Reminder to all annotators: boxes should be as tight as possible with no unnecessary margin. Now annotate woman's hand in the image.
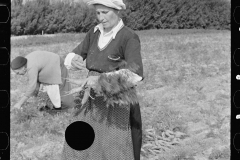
[64,77,87,85]
[71,55,85,70]
[64,86,85,96]
[63,76,98,96]
[11,103,22,112]
[65,76,99,87]
[86,76,99,87]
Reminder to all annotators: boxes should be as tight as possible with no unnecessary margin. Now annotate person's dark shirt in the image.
[72,26,143,78]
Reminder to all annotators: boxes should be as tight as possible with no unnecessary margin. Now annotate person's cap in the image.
[11,56,27,70]
[87,0,126,10]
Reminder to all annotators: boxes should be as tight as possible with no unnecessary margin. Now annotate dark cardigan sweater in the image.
[72,26,143,78]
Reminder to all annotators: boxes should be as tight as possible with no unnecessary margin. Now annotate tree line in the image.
[11,0,230,36]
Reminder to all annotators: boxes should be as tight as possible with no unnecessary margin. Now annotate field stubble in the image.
[10,29,230,160]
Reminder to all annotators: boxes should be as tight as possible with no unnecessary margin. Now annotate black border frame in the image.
[231,0,240,159]
[0,0,236,159]
[0,0,10,159]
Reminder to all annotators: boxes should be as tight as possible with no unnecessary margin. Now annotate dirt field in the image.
[10,29,230,160]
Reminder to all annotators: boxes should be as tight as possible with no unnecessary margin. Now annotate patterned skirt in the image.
[61,71,135,160]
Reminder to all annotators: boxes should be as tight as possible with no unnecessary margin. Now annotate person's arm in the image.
[12,95,29,110]
[72,29,92,60]
[12,75,40,110]
[64,53,85,70]
[25,67,38,96]
[18,67,38,107]
[123,34,144,79]
[64,30,92,70]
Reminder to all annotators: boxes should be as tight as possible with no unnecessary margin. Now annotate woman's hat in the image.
[87,0,126,10]
[11,56,27,70]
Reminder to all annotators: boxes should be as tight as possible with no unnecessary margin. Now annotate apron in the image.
[61,71,141,160]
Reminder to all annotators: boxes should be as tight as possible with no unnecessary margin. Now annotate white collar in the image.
[94,19,124,39]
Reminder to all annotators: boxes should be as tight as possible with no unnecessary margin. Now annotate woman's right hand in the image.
[71,54,85,70]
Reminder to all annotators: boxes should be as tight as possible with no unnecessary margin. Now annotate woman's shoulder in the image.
[85,26,96,36]
[120,26,140,40]
[120,26,137,36]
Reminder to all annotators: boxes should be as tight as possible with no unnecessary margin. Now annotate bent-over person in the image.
[11,50,75,111]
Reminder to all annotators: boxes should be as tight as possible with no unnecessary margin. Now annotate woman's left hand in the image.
[86,76,99,87]
[62,76,99,96]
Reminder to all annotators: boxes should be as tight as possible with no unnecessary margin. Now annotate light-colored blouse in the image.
[24,51,62,97]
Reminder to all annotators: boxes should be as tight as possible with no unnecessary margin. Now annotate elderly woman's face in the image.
[95,4,119,32]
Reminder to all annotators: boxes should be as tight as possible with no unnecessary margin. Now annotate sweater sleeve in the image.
[72,29,92,61]
[124,34,144,78]
[24,67,39,97]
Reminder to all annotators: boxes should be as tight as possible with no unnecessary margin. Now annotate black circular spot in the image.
[233,48,240,66]
[65,121,95,151]
[233,133,240,153]
[233,6,240,24]
[233,90,240,108]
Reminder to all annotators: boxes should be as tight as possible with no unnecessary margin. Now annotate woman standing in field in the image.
[62,0,144,159]
[10,51,75,112]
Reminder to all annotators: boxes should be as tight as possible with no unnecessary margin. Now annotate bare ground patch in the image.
[10,30,230,160]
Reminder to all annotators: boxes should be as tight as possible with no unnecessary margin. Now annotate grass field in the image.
[10,29,230,160]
